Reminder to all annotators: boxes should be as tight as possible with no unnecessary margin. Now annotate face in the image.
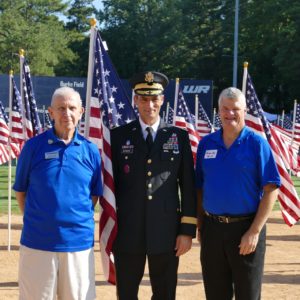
[48,94,83,135]
[134,94,164,125]
[219,97,246,132]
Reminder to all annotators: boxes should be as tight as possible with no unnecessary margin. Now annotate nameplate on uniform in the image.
[163,133,179,154]
[45,151,59,159]
[204,149,217,159]
[121,140,134,154]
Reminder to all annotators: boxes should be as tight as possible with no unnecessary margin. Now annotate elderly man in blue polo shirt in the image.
[196,87,281,300]
[14,87,102,300]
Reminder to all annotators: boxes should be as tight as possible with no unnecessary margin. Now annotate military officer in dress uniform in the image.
[111,71,197,300]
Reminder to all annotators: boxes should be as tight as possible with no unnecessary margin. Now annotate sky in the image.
[59,0,103,23]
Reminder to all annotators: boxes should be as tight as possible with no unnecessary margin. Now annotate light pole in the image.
[233,0,239,87]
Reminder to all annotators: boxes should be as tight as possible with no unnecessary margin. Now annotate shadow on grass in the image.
[263,273,300,284]
[0,281,18,287]
[267,235,300,242]
[0,223,22,230]
[0,245,19,251]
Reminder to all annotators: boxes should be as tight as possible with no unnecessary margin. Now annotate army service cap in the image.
[130,71,169,96]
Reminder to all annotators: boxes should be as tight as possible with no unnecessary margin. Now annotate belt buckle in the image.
[218,216,229,223]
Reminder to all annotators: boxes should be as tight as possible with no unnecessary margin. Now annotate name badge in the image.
[45,151,59,159]
[204,150,217,159]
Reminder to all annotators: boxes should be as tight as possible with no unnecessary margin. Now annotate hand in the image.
[175,235,192,257]
[239,229,259,255]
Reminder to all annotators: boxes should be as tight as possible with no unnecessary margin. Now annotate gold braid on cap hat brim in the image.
[134,83,164,96]
[134,83,163,91]
[135,90,163,96]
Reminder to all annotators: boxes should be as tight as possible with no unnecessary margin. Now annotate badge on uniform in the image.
[121,140,134,154]
[204,149,218,159]
[163,133,179,154]
[45,151,59,159]
[124,164,130,174]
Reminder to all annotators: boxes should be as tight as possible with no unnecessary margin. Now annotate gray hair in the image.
[51,87,82,107]
[218,87,246,109]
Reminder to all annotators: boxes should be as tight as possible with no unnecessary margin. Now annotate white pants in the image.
[19,245,96,300]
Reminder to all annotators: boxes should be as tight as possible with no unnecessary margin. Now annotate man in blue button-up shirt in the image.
[196,87,281,300]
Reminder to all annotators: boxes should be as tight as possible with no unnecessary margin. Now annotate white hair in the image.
[218,87,246,109]
[51,87,82,107]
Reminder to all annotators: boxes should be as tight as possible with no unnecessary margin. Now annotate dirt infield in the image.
[0,211,300,299]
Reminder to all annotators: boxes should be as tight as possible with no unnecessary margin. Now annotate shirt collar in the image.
[47,128,82,145]
[139,117,160,134]
[211,126,249,145]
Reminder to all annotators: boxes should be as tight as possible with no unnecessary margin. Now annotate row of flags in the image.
[0,54,52,165]
[1,21,300,282]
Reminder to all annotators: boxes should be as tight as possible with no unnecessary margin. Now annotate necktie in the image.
[146,127,154,150]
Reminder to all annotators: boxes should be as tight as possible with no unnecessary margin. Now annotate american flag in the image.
[0,101,9,124]
[165,105,174,125]
[273,115,293,139]
[244,72,300,226]
[0,100,20,164]
[196,100,213,138]
[0,101,9,145]
[78,113,85,135]
[174,87,200,162]
[22,58,42,138]
[213,110,222,130]
[282,114,293,130]
[86,30,136,284]
[293,103,300,143]
[11,77,25,143]
[43,111,53,131]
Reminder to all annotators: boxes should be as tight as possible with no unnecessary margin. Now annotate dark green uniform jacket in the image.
[111,119,197,254]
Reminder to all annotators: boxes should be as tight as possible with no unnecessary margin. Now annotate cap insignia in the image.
[145,72,154,84]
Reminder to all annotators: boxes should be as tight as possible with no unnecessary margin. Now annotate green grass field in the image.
[1,165,300,215]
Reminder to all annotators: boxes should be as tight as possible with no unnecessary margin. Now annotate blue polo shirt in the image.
[13,128,103,252]
[195,126,281,215]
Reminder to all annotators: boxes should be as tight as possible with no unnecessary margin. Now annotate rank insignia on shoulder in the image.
[121,140,134,154]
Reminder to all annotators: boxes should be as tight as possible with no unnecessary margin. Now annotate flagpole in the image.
[242,61,248,95]
[292,100,297,143]
[195,94,199,131]
[165,102,170,123]
[19,49,27,141]
[281,110,284,127]
[84,18,97,138]
[173,78,180,126]
[7,70,14,251]
[42,105,46,132]
[212,108,216,128]
[131,89,135,107]
[233,0,240,87]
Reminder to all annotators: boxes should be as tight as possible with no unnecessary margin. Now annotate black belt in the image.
[204,211,255,224]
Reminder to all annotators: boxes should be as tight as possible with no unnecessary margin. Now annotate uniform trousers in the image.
[114,251,179,300]
[200,216,266,300]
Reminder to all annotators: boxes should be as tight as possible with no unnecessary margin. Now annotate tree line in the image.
[0,0,299,112]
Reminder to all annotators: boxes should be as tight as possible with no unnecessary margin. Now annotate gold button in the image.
[147,171,152,176]
[147,159,152,164]
[148,195,153,200]
[148,183,152,188]
[171,157,174,161]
